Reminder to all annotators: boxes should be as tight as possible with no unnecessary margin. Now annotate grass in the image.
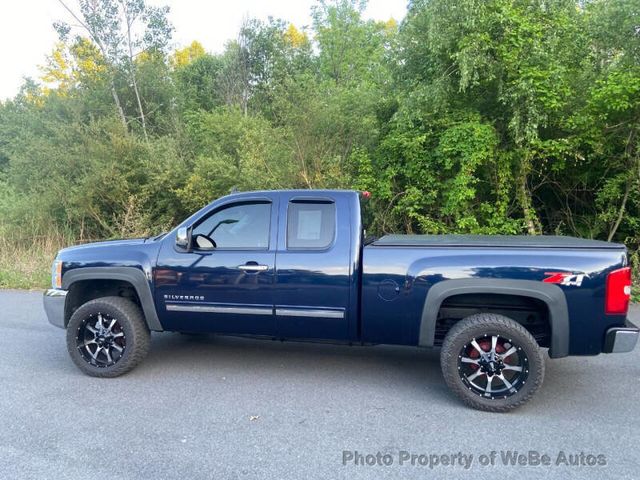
[0,235,67,290]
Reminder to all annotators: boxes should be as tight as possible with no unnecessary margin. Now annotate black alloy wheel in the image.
[76,312,126,367]
[458,334,529,400]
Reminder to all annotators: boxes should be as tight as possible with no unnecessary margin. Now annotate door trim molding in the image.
[275,308,345,319]
[166,304,273,315]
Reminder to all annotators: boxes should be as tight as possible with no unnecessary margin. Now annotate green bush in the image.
[0,0,638,292]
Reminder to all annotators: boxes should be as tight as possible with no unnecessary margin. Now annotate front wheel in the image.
[440,313,544,412]
[66,296,150,377]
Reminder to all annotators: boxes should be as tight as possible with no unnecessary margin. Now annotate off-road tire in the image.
[440,313,544,412]
[66,296,150,377]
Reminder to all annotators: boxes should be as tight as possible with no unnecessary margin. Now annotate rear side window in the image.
[287,201,336,250]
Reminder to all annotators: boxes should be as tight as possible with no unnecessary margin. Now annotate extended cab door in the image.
[154,196,278,335]
[274,192,359,341]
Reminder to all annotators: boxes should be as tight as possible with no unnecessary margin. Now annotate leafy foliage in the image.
[0,0,638,284]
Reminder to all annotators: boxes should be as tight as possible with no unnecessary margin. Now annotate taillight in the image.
[605,267,631,315]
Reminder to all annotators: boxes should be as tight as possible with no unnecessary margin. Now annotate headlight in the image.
[52,260,63,289]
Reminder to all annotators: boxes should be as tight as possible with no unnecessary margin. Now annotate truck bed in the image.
[371,234,625,250]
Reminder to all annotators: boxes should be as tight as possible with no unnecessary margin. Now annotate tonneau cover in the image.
[371,234,624,249]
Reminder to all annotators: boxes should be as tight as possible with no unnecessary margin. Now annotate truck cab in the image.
[154,190,361,341]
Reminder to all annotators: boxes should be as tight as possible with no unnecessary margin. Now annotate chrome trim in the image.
[238,264,269,272]
[44,288,68,298]
[43,289,67,329]
[605,325,639,353]
[275,308,345,319]
[176,227,189,248]
[166,304,273,315]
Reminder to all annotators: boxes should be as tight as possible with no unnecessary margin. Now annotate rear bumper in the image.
[603,320,639,353]
[43,289,67,329]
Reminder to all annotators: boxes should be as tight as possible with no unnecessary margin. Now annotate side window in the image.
[193,202,271,249]
[287,201,336,250]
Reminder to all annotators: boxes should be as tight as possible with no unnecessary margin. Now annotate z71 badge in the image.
[543,272,585,286]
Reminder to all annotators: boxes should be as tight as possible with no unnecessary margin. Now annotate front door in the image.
[155,199,278,335]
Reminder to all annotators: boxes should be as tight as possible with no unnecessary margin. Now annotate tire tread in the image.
[66,296,150,378]
[440,313,544,412]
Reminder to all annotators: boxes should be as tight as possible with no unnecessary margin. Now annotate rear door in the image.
[274,193,354,340]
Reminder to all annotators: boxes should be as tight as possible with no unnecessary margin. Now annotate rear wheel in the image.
[66,296,150,377]
[440,313,544,412]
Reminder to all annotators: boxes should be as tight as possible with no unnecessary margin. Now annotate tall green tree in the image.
[55,0,173,138]
[0,0,638,290]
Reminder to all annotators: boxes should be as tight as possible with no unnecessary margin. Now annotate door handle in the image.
[238,263,269,272]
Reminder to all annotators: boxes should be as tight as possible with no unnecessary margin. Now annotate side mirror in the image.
[176,227,190,249]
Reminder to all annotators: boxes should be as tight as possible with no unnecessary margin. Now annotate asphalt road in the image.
[0,290,638,480]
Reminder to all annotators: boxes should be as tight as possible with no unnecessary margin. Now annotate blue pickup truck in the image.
[44,190,638,411]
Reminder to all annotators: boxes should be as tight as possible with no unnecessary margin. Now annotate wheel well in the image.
[64,279,142,327]
[435,293,551,348]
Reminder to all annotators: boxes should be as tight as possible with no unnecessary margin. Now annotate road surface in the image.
[0,290,638,479]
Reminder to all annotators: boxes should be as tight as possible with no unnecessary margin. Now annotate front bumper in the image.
[43,289,67,329]
[603,320,639,353]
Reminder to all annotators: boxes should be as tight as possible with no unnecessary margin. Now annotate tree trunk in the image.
[57,0,128,131]
[110,79,127,130]
[608,127,639,242]
[518,157,540,235]
[122,1,149,142]
[130,69,148,142]
[607,180,630,242]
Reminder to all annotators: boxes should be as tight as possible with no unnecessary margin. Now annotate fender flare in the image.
[62,267,163,331]
[418,278,569,358]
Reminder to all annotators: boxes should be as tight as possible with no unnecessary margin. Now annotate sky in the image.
[0,0,408,100]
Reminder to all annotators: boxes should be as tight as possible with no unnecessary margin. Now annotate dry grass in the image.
[0,235,69,290]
